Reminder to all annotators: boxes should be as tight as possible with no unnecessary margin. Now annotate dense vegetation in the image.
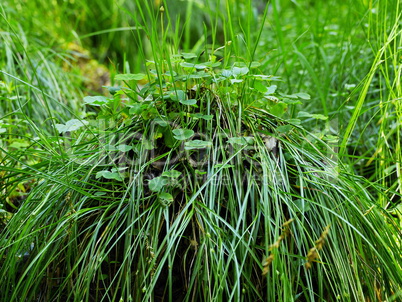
[0,0,401,301]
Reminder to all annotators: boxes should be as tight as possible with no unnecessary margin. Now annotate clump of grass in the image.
[1,44,401,301]
[1,1,401,302]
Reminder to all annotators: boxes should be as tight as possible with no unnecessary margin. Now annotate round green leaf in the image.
[200,115,213,121]
[189,71,211,79]
[148,177,168,192]
[172,129,194,140]
[158,192,174,205]
[276,125,293,133]
[180,99,197,106]
[180,62,196,68]
[129,103,146,115]
[265,85,277,95]
[83,96,109,106]
[311,114,328,120]
[232,66,249,77]
[9,140,30,149]
[295,92,311,100]
[297,111,313,118]
[153,117,169,127]
[95,171,123,181]
[297,111,328,120]
[116,144,133,152]
[181,52,197,59]
[253,81,268,93]
[162,170,182,178]
[221,70,232,77]
[269,103,288,117]
[195,62,221,69]
[55,119,89,134]
[104,144,118,151]
[170,90,186,102]
[103,86,122,95]
[163,71,177,77]
[114,73,146,81]
[184,140,212,150]
[278,92,298,99]
[250,61,261,68]
[191,113,213,120]
[283,98,302,105]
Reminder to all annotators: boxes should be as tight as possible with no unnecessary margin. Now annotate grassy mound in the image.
[1,56,401,301]
[1,0,401,301]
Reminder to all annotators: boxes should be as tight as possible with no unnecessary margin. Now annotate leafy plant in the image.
[1,0,401,302]
[1,44,401,301]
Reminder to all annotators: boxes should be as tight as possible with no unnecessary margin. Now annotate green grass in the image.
[1,0,401,301]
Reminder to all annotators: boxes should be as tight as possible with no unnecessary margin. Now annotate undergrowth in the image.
[0,0,401,301]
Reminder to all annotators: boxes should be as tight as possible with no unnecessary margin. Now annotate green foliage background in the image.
[0,0,401,301]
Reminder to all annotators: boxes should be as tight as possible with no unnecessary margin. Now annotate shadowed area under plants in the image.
[0,55,401,301]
